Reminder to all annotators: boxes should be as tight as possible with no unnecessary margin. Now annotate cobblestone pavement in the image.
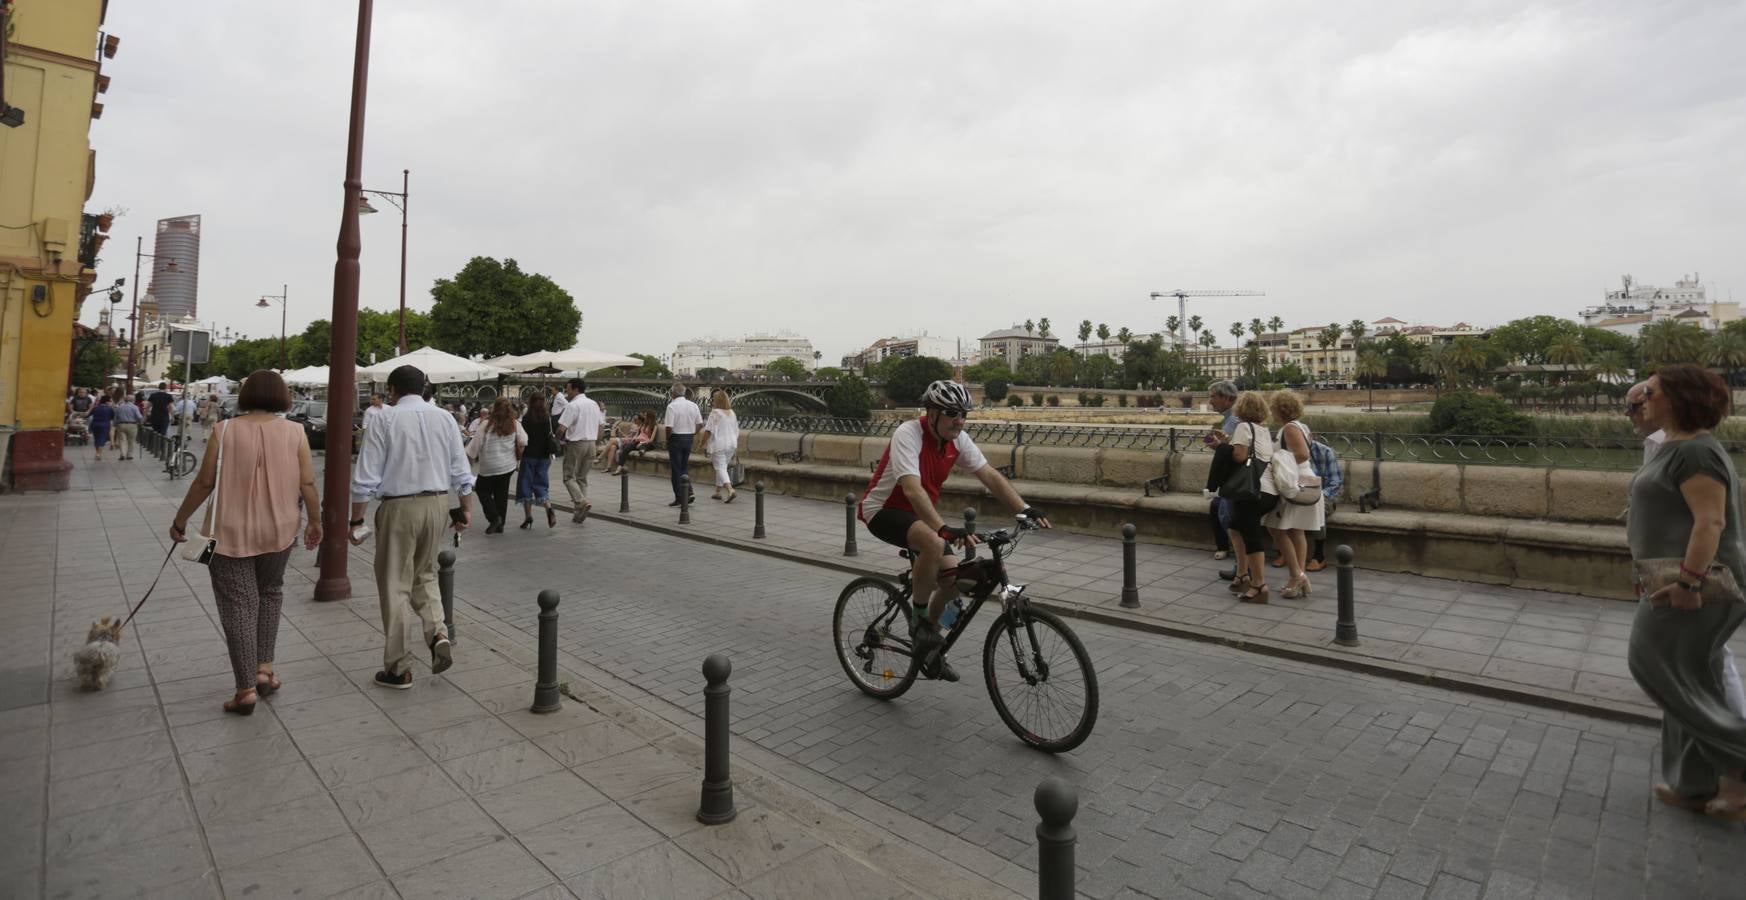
[19,450,1746,899]
[578,466,1743,721]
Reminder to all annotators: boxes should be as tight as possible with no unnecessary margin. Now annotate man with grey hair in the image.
[1628,378,1742,712]
[1205,380,1241,575]
[662,383,703,507]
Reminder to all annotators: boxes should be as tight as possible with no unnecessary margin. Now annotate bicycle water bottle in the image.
[940,597,965,630]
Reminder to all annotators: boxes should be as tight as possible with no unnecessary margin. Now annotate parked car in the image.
[287,400,363,453]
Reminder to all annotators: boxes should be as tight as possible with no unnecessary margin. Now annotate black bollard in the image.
[1120,523,1140,608]
[962,507,977,560]
[697,654,737,825]
[679,474,692,525]
[530,590,562,713]
[438,549,457,647]
[843,493,858,557]
[619,467,630,513]
[1035,777,1078,900]
[752,482,766,539]
[1335,544,1359,646]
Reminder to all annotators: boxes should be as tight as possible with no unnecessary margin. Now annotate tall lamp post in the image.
[255,285,289,369]
[124,237,178,395]
[314,0,374,604]
[358,169,408,355]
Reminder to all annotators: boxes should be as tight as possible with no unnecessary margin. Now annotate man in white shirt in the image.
[661,383,703,507]
[350,364,476,690]
[361,393,386,433]
[556,378,604,523]
[1628,378,1742,712]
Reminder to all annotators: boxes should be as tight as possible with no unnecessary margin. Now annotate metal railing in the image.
[735,417,1746,471]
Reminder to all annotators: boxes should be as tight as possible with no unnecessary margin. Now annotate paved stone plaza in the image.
[2,453,1744,898]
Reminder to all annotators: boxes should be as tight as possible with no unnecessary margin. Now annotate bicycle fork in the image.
[999,584,1050,686]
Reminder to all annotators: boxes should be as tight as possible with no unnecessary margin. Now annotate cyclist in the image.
[860,380,1049,680]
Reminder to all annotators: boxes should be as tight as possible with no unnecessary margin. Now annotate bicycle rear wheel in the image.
[983,607,1098,753]
[833,576,920,700]
[170,450,198,478]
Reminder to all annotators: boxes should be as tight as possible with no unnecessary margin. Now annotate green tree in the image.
[814,366,843,380]
[1199,330,1218,348]
[1347,319,1368,348]
[1165,315,1181,342]
[429,256,581,358]
[983,376,1010,402]
[1187,315,1204,342]
[70,342,120,390]
[292,308,433,368]
[1037,317,1053,338]
[1428,391,1532,437]
[1590,351,1629,392]
[1229,321,1244,343]
[1116,326,1132,347]
[964,357,1011,383]
[1077,319,1093,347]
[1081,354,1119,389]
[825,374,874,419]
[1448,338,1491,387]
[1269,361,1308,385]
[1249,318,1264,342]
[291,320,330,368]
[696,366,729,380]
[1487,315,1581,366]
[1637,320,1708,369]
[1356,350,1387,410]
[595,353,670,380]
[1267,316,1284,334]
[1241,344,1267,387]
[1015,353,1050,386]
[1096,322,1111,343]
[764,356,809,380]
[1419,342,1452,394]
[1045,349,1078,386]
[1707,330,1746,385]
[1545,334,1590,380]
[1023,319,1035,336]
[1317,323,1342,350]
[884,356,955,405]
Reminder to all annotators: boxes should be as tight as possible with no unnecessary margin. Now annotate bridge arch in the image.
[723,387,830,411]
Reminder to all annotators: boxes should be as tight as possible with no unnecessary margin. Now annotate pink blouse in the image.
[205,417,310,557]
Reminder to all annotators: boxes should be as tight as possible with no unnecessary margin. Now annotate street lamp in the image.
[255,285,289,369]
[125,237,178,395]
[358,168,409,355]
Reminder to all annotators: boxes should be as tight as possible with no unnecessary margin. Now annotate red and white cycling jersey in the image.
[859,416,988,521]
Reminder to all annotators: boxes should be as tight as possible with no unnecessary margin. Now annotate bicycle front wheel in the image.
[170,450,198,478]
[983,607,1098,753]
[833,576,919,700]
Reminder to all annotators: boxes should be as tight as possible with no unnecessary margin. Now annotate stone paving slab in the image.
[566,468,1746,722]
[0,456,1022,900]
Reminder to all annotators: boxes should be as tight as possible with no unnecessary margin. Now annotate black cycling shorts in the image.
[867,508,922,549]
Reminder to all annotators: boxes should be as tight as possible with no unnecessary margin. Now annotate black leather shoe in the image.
[668,499,682,507]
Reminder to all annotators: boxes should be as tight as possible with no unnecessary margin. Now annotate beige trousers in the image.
[562,440,595,507]
[113,423,138,457]
[373,494,449,675]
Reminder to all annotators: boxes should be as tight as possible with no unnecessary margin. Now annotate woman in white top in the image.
[467,397,527,534]
[1263,390,1324,599]
[1227,391,1280,603]
[697,389,741,503]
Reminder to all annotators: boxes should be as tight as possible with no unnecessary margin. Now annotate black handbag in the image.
[1217,423,1263,502]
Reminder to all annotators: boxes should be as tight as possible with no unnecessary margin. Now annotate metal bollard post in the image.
[753,482,766,539]
[843,493,858,557]
[696,654,738,825]
[530,590,562,713]
[438,550,457,647]
[1335,545,1359,646]
[618,467,630,513]
[1035,777,1078,900]
[1120,523,1140,608]
[679,475,692,525]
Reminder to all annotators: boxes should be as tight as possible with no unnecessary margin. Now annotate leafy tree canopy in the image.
[1488,315,1580,366]
[826,374,874,419]
[884,355,956,405]
[963,357,1011,383]
[1428,391,1532,437]
[292,308,433,368]
[764,356,809,380]
[429,257,581,358]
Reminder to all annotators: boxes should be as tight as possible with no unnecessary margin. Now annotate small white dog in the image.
[73,617,124,691]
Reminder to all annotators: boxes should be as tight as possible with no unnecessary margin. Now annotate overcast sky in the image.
[84,0,1744,363]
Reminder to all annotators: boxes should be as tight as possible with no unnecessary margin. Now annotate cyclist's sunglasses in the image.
[931,406,969,419]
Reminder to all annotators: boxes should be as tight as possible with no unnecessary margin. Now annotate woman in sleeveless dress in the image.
[1263,390,1324,599]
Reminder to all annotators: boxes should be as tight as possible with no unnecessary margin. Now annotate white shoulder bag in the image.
[1266,423,1302,500]
[182,421,225,563]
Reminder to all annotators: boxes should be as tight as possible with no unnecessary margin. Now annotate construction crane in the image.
[1151,290,1266,346]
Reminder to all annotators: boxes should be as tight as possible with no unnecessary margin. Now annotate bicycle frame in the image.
[882,521,1050,682]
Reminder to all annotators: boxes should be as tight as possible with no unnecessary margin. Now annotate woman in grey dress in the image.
[1626,364,1746,819]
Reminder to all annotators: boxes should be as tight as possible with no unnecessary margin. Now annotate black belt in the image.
[382,490,447,500]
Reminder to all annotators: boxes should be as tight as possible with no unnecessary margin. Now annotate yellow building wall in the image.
[0,0,106,487]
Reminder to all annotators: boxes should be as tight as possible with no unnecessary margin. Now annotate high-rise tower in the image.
[148,215,201,319]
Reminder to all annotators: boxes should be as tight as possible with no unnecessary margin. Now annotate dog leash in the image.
[120,543,180,629]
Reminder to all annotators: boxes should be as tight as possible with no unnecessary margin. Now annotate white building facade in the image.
[1579,274,1737,337]
[671,333,817,376]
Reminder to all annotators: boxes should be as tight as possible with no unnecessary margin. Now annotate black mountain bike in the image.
[831,515,1099,753]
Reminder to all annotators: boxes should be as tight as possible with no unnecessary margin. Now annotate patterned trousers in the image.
[208,546,293,692]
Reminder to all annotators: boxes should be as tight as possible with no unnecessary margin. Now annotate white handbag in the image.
[182,422,224,563]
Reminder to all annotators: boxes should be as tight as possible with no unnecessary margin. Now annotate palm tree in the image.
[1638,320,1706,369]
[1447,337,1490,389]
[1023,319,1035,336]
[1199,330,1218,349]
[1420,342,1452,394]
[1165,315,1181,344]
[1229,322,1244,343]
[1708,330,1746,386]
[1187,315,1203,343]
[1357,350,1387,410]
[1267,315,1284,334]
[1097,322,1111,343]
[1116,326,1133,348]
[1348,319,1368,349]
[1077,320,1093,358]
[1591,350,1629,395]
[1318,324,1342,349]
[1249,318,1264,343]
[1242,344,1267,386]
[1037,317,1052,338]
[1545,335,1590,382]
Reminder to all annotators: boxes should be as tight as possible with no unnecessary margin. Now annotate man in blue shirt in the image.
[1304,436,1343,571]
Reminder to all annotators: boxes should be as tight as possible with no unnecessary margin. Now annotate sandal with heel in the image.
[254,672,282,697]
[1239,585,1271,604]
[224,688,258,716]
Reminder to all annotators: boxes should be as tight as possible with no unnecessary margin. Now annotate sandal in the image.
[1654,783,1711,811]
[254,672,282,697]
[1239,585,1271,604]
[724,490,736,504]
[546,506,557,528]
[224,688,258,716]
[1704,795,1746,821]
[1228,573,1251,595]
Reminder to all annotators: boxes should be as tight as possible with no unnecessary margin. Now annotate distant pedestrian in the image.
[1204,380,1240,565]
[605,412,646,475]
[174,392,198,438]
[201,393,221,429]
[169,370,321,715]
[661,384,702,507]
[1624,364,1746,818]
[362,393,387,434]
[698,389,740,502]
[1303,434,1343,572]
[147,382,173,435]
[111,387,141,460]
[350,364,473,690]
[467,397,526,534]
[556,378,604,523]
[68,387,94,417]
[88,393,115,460]
[1225,391,1278,604]
[517,393,558,529]
[1262,390,1322,599]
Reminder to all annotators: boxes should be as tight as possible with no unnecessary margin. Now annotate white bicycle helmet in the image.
[921,380,972,413]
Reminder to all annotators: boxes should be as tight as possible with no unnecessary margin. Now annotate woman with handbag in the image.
[698,390,741,502]
[1223,392,1279,603]
[516,393,559,529]
[168,370,320,715]
[1626,364,1746,819]
[1262,391,1323,599]
[468,397,527,534]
